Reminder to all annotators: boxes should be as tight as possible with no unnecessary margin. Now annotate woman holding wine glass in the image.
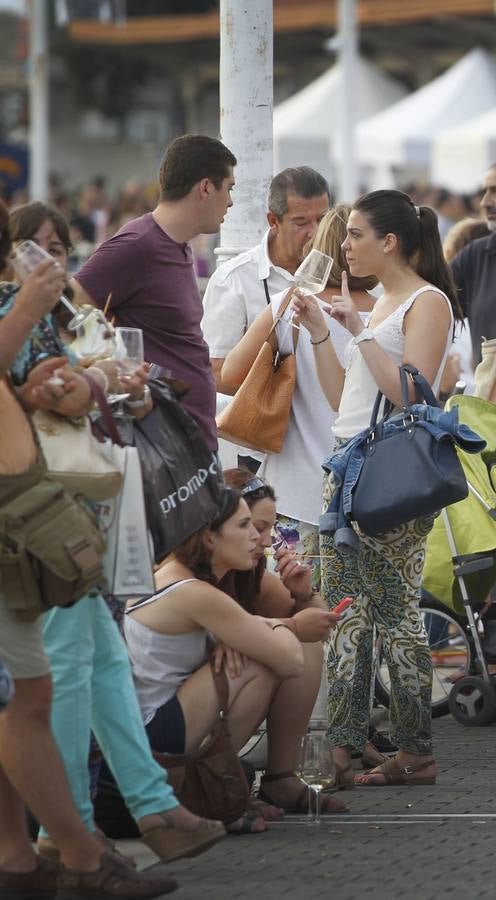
[9,202,152,409]
[222,204,377,594]
[292,190,463,787]
[4,200,224,864]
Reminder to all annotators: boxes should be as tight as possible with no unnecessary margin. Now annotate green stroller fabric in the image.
[423,394,496,615]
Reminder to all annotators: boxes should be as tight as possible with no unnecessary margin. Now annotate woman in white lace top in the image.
[292,190,464,788]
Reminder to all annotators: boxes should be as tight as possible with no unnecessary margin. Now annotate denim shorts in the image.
[145,695,186,755]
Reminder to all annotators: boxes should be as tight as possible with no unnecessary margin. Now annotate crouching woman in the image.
[124,489,339,832]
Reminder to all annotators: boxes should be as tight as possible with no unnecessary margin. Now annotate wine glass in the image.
[114,327,144,377]
[70,308,117,363]
[11,240,94,332]
[281,249,334,331]
[297,733,336,825]
[106,326,145,406]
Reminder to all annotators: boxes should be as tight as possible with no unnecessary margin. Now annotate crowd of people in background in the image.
[1,131,496,899]
[0,174,488,286]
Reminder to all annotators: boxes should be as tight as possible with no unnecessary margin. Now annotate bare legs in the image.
[0,675,102,873]
[177,657,278,754]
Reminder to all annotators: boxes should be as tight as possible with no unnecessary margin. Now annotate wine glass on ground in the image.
[297,733,336,825]
[281,249,334,331]
[11,240,94,332]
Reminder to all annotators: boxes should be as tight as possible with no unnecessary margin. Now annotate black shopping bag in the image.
[93,380,225,562]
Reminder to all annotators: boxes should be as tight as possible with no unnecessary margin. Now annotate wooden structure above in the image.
[68,1,495,45]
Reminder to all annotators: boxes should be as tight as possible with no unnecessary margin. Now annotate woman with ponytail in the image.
[292,189,463,788]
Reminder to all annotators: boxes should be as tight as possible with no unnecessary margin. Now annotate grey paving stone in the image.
[117,717,496,900]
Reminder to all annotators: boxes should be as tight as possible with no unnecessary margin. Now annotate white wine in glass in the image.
[282,249,334,330]
[294,248,333,296]
[298,733,336,825]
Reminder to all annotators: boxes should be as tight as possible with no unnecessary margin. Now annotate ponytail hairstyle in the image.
[353,189,463,321]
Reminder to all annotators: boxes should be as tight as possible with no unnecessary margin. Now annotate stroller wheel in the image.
[448,675,496,726]
[374,603,472,718]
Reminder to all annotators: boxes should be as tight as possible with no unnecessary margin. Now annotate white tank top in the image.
[333,285,454,440]
[124,579,208,726]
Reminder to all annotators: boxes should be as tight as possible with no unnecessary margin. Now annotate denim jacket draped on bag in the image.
[319,403,486,552]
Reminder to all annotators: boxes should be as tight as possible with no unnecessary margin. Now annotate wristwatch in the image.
[353,327,375,345]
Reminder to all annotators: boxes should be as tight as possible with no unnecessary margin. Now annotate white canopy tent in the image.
[432,108,496,193]
[273,56,407,182]
[352,48,496,179]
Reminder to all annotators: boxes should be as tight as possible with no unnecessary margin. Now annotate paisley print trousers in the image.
[320,467,434,756]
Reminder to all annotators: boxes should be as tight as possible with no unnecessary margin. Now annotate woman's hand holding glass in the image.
[124,361,150,403]
[15,259,66,323]
[291,288,330,342]
[11,240,92,332]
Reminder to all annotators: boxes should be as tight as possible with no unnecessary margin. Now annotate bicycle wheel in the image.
[374,602,472,718]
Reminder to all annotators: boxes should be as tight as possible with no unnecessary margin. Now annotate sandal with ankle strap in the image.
[354,756,436,786]
[258,770,349,814]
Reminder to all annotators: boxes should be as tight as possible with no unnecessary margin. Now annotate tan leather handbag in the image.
[216,292,298,454]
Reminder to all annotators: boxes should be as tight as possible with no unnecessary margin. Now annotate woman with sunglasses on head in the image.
[292,190,463,787]
[220,469,348,815]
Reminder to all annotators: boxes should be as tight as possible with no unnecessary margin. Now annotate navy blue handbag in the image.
[351,365,469,535]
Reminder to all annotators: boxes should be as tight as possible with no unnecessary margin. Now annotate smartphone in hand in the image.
[334,596,353,615]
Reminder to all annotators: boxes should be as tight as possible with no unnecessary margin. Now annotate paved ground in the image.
[118,716,496,900]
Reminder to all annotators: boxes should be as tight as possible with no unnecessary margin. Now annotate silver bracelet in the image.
[125,384,151,409]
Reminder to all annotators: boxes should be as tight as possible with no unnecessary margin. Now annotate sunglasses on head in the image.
[239,476,271,498]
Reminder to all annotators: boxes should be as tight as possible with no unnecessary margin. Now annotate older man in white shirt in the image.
[202,166,330,396]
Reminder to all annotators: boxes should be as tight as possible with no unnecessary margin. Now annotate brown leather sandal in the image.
[141,820,225,863]
[0,854,58,898]
[259,770,349,813]
[354,756,436,786]
[361,739,390,770]
[37,832,137,868]
[56,851,178,898]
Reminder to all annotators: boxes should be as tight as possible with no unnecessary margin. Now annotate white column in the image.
[28,0,49,202]
[338,0,358,202]
[217,0,273,264]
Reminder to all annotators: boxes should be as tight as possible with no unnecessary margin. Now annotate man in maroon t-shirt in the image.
[72,134,237,451]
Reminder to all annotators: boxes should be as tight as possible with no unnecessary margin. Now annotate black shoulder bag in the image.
[351,364,469,536]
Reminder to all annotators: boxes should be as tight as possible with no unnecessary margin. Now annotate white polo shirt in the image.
[202,230,294,359]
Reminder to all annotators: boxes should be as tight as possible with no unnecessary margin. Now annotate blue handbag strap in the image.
[369,365,439,430]
[402,364,439,407]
